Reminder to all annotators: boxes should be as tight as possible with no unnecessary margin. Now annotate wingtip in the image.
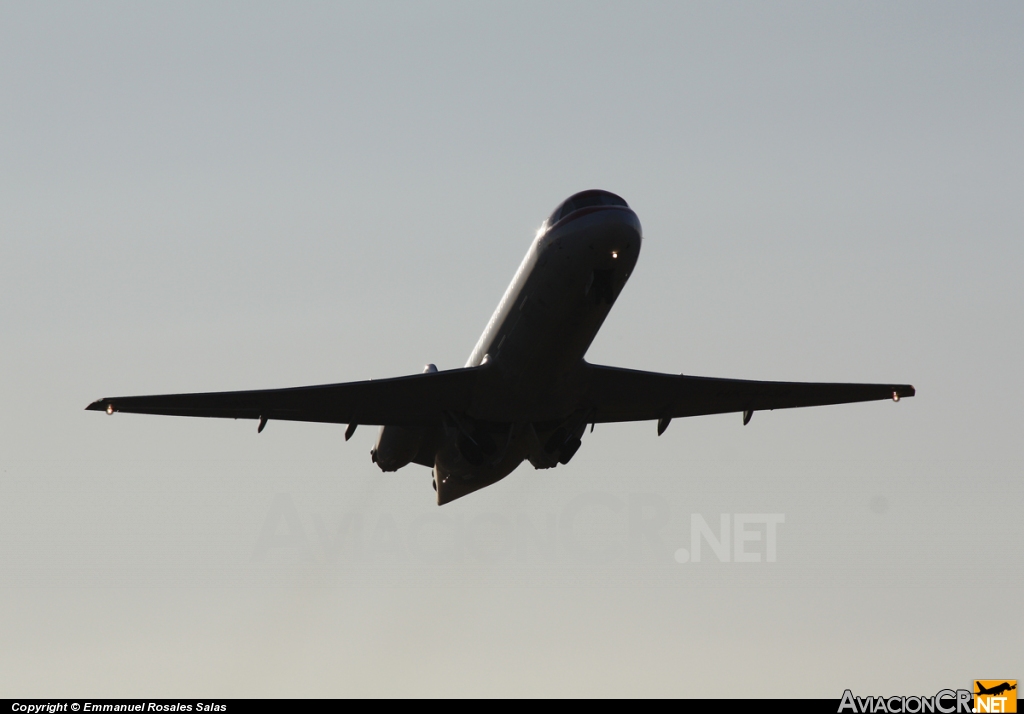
[86,399,116,413]
[893,385,916,400]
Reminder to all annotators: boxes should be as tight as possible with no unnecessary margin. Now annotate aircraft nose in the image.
[599,208,643,249]
[542,206,642,265]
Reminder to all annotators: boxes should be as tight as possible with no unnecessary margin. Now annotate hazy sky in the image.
[1,1,1022,697]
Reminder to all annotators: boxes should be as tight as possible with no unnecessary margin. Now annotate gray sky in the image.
[1,1,1021,697]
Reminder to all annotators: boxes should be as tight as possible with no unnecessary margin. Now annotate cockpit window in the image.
[549,190,628,226]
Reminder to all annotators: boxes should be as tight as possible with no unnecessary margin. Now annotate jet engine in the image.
[526,417,588,469]
[370,363,438,472]
[371,424,425,472]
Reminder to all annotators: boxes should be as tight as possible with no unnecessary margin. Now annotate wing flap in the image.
[584,364,915,423]
[86,367,482,427]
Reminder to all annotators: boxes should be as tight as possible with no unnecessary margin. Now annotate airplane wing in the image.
[583,363,915,423]
[85,367,482,427]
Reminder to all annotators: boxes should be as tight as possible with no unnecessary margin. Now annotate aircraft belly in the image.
[469,217,641,422]
[433,424,531,505]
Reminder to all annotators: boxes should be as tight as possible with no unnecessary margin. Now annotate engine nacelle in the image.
[527,419,587,469]
[369,362,438,472]
[372,425,424,472]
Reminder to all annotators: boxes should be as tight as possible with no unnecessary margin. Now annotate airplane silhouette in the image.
[976,682,1017,697]
[87,190,915,504]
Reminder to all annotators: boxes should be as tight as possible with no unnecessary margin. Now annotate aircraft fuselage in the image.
[374,191,643,503]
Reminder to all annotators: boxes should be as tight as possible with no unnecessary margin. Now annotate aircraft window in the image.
[556,200,576,222]
[549,191,629,225]
[573,194,605,210]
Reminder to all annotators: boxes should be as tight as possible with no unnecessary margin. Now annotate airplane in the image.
[975,682,1016,697]
[87,189,915,504]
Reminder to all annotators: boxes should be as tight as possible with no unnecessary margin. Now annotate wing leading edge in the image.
[583,363,915,423]
[85,366,483,427]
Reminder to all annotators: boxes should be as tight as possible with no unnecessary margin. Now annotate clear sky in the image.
[1,1,1021,697]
